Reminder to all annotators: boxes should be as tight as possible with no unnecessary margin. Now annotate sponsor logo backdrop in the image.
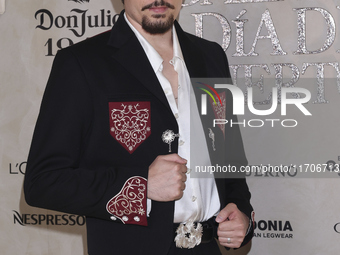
[1,0,340,254]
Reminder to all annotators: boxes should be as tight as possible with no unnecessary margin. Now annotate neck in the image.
[142,29,173,52]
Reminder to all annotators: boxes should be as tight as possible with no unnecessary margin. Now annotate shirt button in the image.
[192,196,197,202]
[178,84,181,89]
[179,140,185,146]
[174,113,179,119]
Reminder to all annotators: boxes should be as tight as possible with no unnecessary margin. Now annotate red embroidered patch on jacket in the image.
[109,102,151,154]
[106,176,147,226]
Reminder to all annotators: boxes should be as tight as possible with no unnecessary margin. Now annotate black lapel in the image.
[107,11,172,113]
[174,21,208,78]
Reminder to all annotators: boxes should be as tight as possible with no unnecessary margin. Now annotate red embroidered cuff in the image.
[106,176,148,226]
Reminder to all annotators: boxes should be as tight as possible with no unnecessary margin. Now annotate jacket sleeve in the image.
[24,49,149,226]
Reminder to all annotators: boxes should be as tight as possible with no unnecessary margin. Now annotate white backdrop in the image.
[1,0,340,254]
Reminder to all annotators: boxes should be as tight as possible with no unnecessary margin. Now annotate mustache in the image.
[141,0,175,11]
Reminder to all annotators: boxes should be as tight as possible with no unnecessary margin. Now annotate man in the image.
[24,0,254,254]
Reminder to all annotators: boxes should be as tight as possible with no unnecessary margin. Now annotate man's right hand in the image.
[147,154,187,201]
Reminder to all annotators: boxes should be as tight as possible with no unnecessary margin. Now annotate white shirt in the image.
[124,14,220,223]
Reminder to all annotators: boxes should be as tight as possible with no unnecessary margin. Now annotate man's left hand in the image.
[216,203,249,248]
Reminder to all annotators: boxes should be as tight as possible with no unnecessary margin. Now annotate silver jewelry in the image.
[162,130,179,152]
[174,219,203,249]
[227,237,231,244]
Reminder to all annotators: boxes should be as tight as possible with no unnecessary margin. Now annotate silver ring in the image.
[227,237,231,244]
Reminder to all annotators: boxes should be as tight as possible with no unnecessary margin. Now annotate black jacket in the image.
[24,10,253,255]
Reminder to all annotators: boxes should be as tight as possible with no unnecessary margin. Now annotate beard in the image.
[140,0,176,34]
[141,13,175,34]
